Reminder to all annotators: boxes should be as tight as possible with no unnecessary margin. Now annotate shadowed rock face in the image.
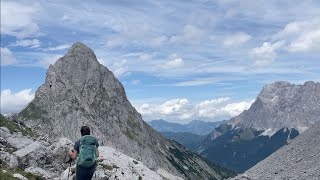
[18,42,234,180]
[232,123,320,180]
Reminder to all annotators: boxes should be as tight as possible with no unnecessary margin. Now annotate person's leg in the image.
[87,165,96,179]
[76,165,96,180]
[76,166,88,180]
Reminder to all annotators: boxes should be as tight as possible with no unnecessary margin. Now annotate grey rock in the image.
[17,42,229,179]
[7,136,33,149]
[13,173,28,180]
[0,116,72,179]
[231,123,320,180]
[0,127,10,138]
[25,166,53,179]
[229,81,320,133]
[14,141,43,158]
[0,151,19,168]
[60,146,167,180]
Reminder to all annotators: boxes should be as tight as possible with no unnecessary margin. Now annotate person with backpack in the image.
[69,126,99,180]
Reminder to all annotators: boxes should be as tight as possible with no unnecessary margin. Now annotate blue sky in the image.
[1,0,320,123]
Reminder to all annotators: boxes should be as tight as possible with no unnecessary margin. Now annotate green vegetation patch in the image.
[19,102,46,120]
[215,124,232,134]
[0,114,37,137]
[232,129,256,142]
[3,146,17,154]
[124,128,135,140]
[0,169,17,180]
[166,156,188,178]
[169,147,186,161]
[0,168,46,180]
[200,156,236,179]
[127,114,141,131]
[99,163,114,171]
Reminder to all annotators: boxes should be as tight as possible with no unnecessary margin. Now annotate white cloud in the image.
[111,59,130,77]
[134,97,254,122]
[139,53,153,61]
[106,37,126,47]
[135,98,191,121]
[251,41,284,67]
[160,99,189,115]
[221,101,254,117]
[1,47,17,66]
[45,44,71,51]
[1,1,40,38]
[223,32,251,47]
[161,54,184,69]
[174,78,215,87]
[288,29,320,52]
[162,58,184,69]
[170,24,206,44]
[196,97,231,108]
[39,55,62,68]
[150,35,168,47]
[131,80,141,85]
[1,89,35,114]
[273,17,320,52]
[194,98,254,119]
[173,77,245,87]
[11,39,41,48]
[273,22,301,40]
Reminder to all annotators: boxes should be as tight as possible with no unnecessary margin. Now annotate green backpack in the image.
[77,135,98,168]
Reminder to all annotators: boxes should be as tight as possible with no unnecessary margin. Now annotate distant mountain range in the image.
[161,132,207,151]
[147,120,224,151]
[197,81,320,173]
[147,119,224,135]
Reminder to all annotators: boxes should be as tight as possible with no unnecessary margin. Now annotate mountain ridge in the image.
[198,81,320,173]
[228,81,320,133]
[148,119,224,135]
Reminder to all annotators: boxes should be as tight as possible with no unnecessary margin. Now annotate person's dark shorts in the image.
[76,165,96,180]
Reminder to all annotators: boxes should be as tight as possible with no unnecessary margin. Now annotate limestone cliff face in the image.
[18,42,233,180]
[229,81,320,132]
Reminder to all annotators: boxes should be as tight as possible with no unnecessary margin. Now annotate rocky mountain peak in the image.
[198,81,320,173]
[230,81,320,132]
[66,42,97,60]
[17,42,232,179]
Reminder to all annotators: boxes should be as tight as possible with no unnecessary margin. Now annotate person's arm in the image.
[70,140,80,160]
[96,140,100,157]
[96,148,99,157]
[70,149,78,160]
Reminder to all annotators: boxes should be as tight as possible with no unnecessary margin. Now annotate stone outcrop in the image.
[61,146,184,180]
[0,123,73,179]
[0,115,184,180]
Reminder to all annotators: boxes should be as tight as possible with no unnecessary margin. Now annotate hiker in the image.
[69,126,99,180]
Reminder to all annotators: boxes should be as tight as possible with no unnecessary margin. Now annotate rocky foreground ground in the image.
[0,116,183,180]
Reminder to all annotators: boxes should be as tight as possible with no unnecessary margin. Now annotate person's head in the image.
[80,126,90,136]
